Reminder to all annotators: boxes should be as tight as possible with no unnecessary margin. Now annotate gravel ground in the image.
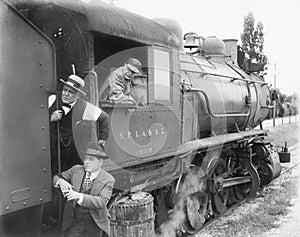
[260,164,300,237]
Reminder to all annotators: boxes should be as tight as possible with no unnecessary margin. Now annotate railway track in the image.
[177,145,299,237]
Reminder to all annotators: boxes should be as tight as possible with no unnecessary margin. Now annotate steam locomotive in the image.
[0,0,290,236]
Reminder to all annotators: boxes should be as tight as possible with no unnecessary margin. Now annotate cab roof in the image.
[28,0,180,49]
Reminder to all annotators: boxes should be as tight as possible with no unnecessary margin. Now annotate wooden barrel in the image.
[110,192,155,237]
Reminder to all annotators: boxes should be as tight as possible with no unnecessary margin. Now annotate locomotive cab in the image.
[23,1,183,190]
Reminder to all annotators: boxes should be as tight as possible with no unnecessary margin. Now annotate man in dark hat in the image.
[107,58,143,103]
[53,142,115,237]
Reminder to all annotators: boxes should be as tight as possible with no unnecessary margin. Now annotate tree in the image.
[241,12,267,64]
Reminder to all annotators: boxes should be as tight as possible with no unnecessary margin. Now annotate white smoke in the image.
[156,199,185,237]
[157,167,206,237]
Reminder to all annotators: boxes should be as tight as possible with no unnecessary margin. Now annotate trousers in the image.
[64,206,103,237]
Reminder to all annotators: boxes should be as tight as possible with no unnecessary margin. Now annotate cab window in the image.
[153,49,171,101]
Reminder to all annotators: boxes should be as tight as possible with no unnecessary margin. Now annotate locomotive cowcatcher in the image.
[0,0,290,236]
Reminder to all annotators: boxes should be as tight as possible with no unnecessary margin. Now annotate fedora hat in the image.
[60,75,86,96]
[126,58,142,73]
[81,142,109,159]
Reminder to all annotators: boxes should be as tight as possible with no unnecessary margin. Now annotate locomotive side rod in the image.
[216,176,252,189]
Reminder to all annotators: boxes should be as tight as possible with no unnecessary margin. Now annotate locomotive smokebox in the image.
[110,192,155,237]
[223,39,238,65]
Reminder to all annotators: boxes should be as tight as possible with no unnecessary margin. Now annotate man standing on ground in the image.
[53,142,115,237]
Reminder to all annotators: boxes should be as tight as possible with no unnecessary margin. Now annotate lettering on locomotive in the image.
[119,126,166,140]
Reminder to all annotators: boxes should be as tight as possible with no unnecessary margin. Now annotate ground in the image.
[197,122,299,237]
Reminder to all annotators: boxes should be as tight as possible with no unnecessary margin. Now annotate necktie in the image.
[62,103,72,108]
[61,103,72,115]
[83,172,91,190]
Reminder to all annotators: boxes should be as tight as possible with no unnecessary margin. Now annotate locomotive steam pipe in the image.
[185,88,250,117]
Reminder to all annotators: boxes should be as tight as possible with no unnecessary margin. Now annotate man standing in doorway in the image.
[49,74,110,175]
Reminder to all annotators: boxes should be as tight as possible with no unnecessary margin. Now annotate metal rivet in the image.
[24,202,26,206]
[42,147,45,150]
[43,168,46,172]
[39,62,43,65]
[42,126,45,130]
[44,189,47,193]
[6,206,9,210]
[41,105,44,108]
[40,84,43,87]
[40,198,43,202]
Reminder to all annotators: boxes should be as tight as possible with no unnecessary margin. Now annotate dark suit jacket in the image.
[49,97,110,140]
[53,165,115,236]
[49,97,110,173]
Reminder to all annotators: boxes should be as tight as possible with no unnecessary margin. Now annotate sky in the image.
[112,0,300,95]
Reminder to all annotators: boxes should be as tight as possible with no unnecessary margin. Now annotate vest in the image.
[75,174,93,214]
[49,98,87,139]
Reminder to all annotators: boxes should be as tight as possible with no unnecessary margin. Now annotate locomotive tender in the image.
[0,0,289,236]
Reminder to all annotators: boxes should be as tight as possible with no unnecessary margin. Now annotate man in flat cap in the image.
[107,58,143,103]
[53,142,115,237]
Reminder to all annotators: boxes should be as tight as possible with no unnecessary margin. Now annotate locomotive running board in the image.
[178,129,268,154]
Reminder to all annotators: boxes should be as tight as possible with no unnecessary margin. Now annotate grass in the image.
[267,123,299,148]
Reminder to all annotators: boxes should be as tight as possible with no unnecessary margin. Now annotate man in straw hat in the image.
[107,57,143,103]
[53,141,115,237]
[49,74,110,175]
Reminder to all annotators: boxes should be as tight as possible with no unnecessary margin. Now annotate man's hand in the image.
[98,140,106,146]
[64,189,81,201]
[51,110,63,122]
[58,179,73,194]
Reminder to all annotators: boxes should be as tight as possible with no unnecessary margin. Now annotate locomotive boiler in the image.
[0,0,289,236]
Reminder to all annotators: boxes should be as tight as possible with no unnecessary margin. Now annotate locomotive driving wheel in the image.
[233,159,260,200]
[183,192,209,234]
[255,161,274,186]
[209,159,229,215]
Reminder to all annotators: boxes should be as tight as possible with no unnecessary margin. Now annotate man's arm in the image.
[81,181,114,209]
[98,110,110,141]
[108,72,126,101]
[52,167,75,192]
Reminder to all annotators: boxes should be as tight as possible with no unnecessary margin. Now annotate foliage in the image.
[268,89,298,118]
[241,12,267,64]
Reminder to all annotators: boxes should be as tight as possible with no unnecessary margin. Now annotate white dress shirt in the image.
[61,101,76,115]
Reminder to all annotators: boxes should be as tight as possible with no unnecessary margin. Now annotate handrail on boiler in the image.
[230,77,270,87]
[184,87,250,118]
